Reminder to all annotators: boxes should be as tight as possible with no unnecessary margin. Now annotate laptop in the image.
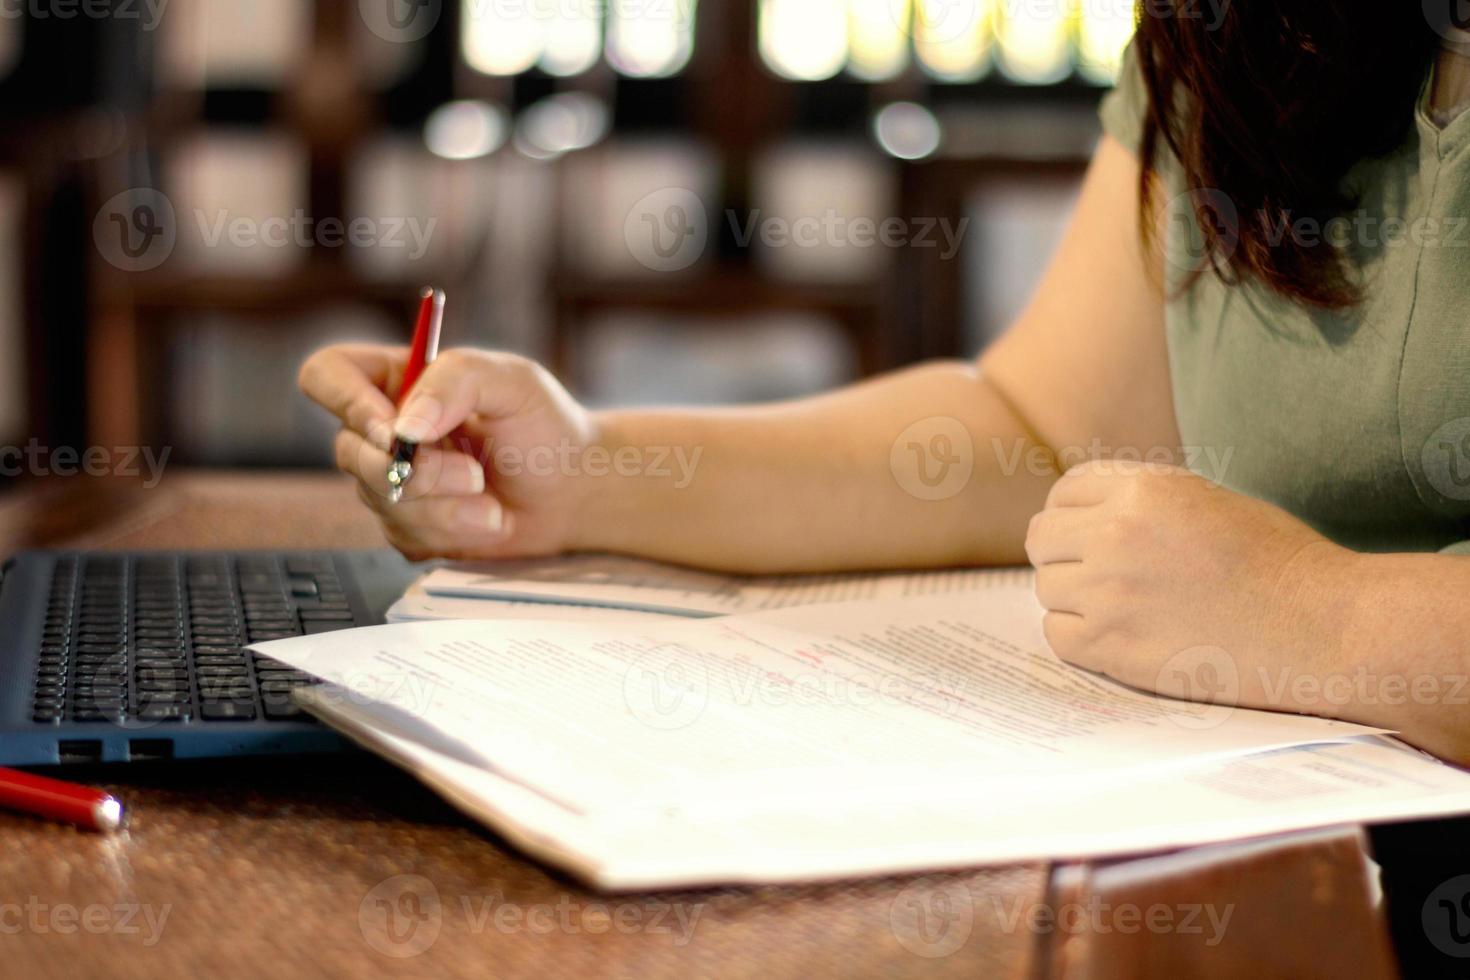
[0,549,420,766]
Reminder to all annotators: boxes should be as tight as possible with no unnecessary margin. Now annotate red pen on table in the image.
[386,286,445,504]
[0,766,125,832]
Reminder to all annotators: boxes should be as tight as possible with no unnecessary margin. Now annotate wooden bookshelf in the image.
[8,0,1102,458]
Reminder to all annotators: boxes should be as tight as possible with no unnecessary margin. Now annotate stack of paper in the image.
[387,555,1035,622]
[252,575,1470,891]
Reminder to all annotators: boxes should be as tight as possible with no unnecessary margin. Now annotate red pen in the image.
[0,766,125,833]
[386,286,445,504]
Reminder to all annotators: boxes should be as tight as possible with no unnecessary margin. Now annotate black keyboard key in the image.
[72,709,126,723]
[135,652,188,667]
[137,671,189,687]
[77,636,127,648]
[197,665,250,678]
[200,700,257,721]
[195,656,246,668]
[199,674,252,695]
[76,671,126,685]
[32,709,62,724]
[75,678,126,692]
[303,621,352,634]
[243,619,297,631]
[75,702,127,715]
[299,609,354,621]
[263,700,305,720]
[76,643,127,655]
[258,678,310,693]
[138,705,190,722]
[138,689,190,703]
[255,665,311,678]
[287,576,319,597]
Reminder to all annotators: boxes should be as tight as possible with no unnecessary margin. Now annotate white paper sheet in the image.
[417,554,1035,617]
[386,586,674,625]
[298,707,1470,890]
[255,590,1387,836]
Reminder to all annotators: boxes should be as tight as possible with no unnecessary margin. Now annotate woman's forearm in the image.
[1246,549,1470,764]
[571,360,1058,574]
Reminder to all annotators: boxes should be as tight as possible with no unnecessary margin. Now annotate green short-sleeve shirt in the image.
[1100,44,1470,554]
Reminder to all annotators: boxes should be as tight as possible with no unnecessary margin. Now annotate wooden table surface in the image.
[0,472,1406,979]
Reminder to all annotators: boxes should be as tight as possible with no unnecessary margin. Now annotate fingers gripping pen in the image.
[387,286,445,504]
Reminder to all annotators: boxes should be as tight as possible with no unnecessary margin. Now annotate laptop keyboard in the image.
[30,554,358,726]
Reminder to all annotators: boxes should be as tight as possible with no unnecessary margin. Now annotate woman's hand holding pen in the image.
[298,344,596,561]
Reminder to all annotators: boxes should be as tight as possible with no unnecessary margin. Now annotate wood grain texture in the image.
[0,472,1392,978]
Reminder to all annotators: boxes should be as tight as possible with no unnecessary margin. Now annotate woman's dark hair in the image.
[1132,4,1439,308]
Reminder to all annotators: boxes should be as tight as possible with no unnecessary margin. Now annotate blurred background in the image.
[0,0,1131,474]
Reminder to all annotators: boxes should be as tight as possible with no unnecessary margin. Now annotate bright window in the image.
[463,0,697,78]
[756,0,1133,85]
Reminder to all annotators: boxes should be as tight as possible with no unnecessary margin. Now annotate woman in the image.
[299,9,1470,764]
